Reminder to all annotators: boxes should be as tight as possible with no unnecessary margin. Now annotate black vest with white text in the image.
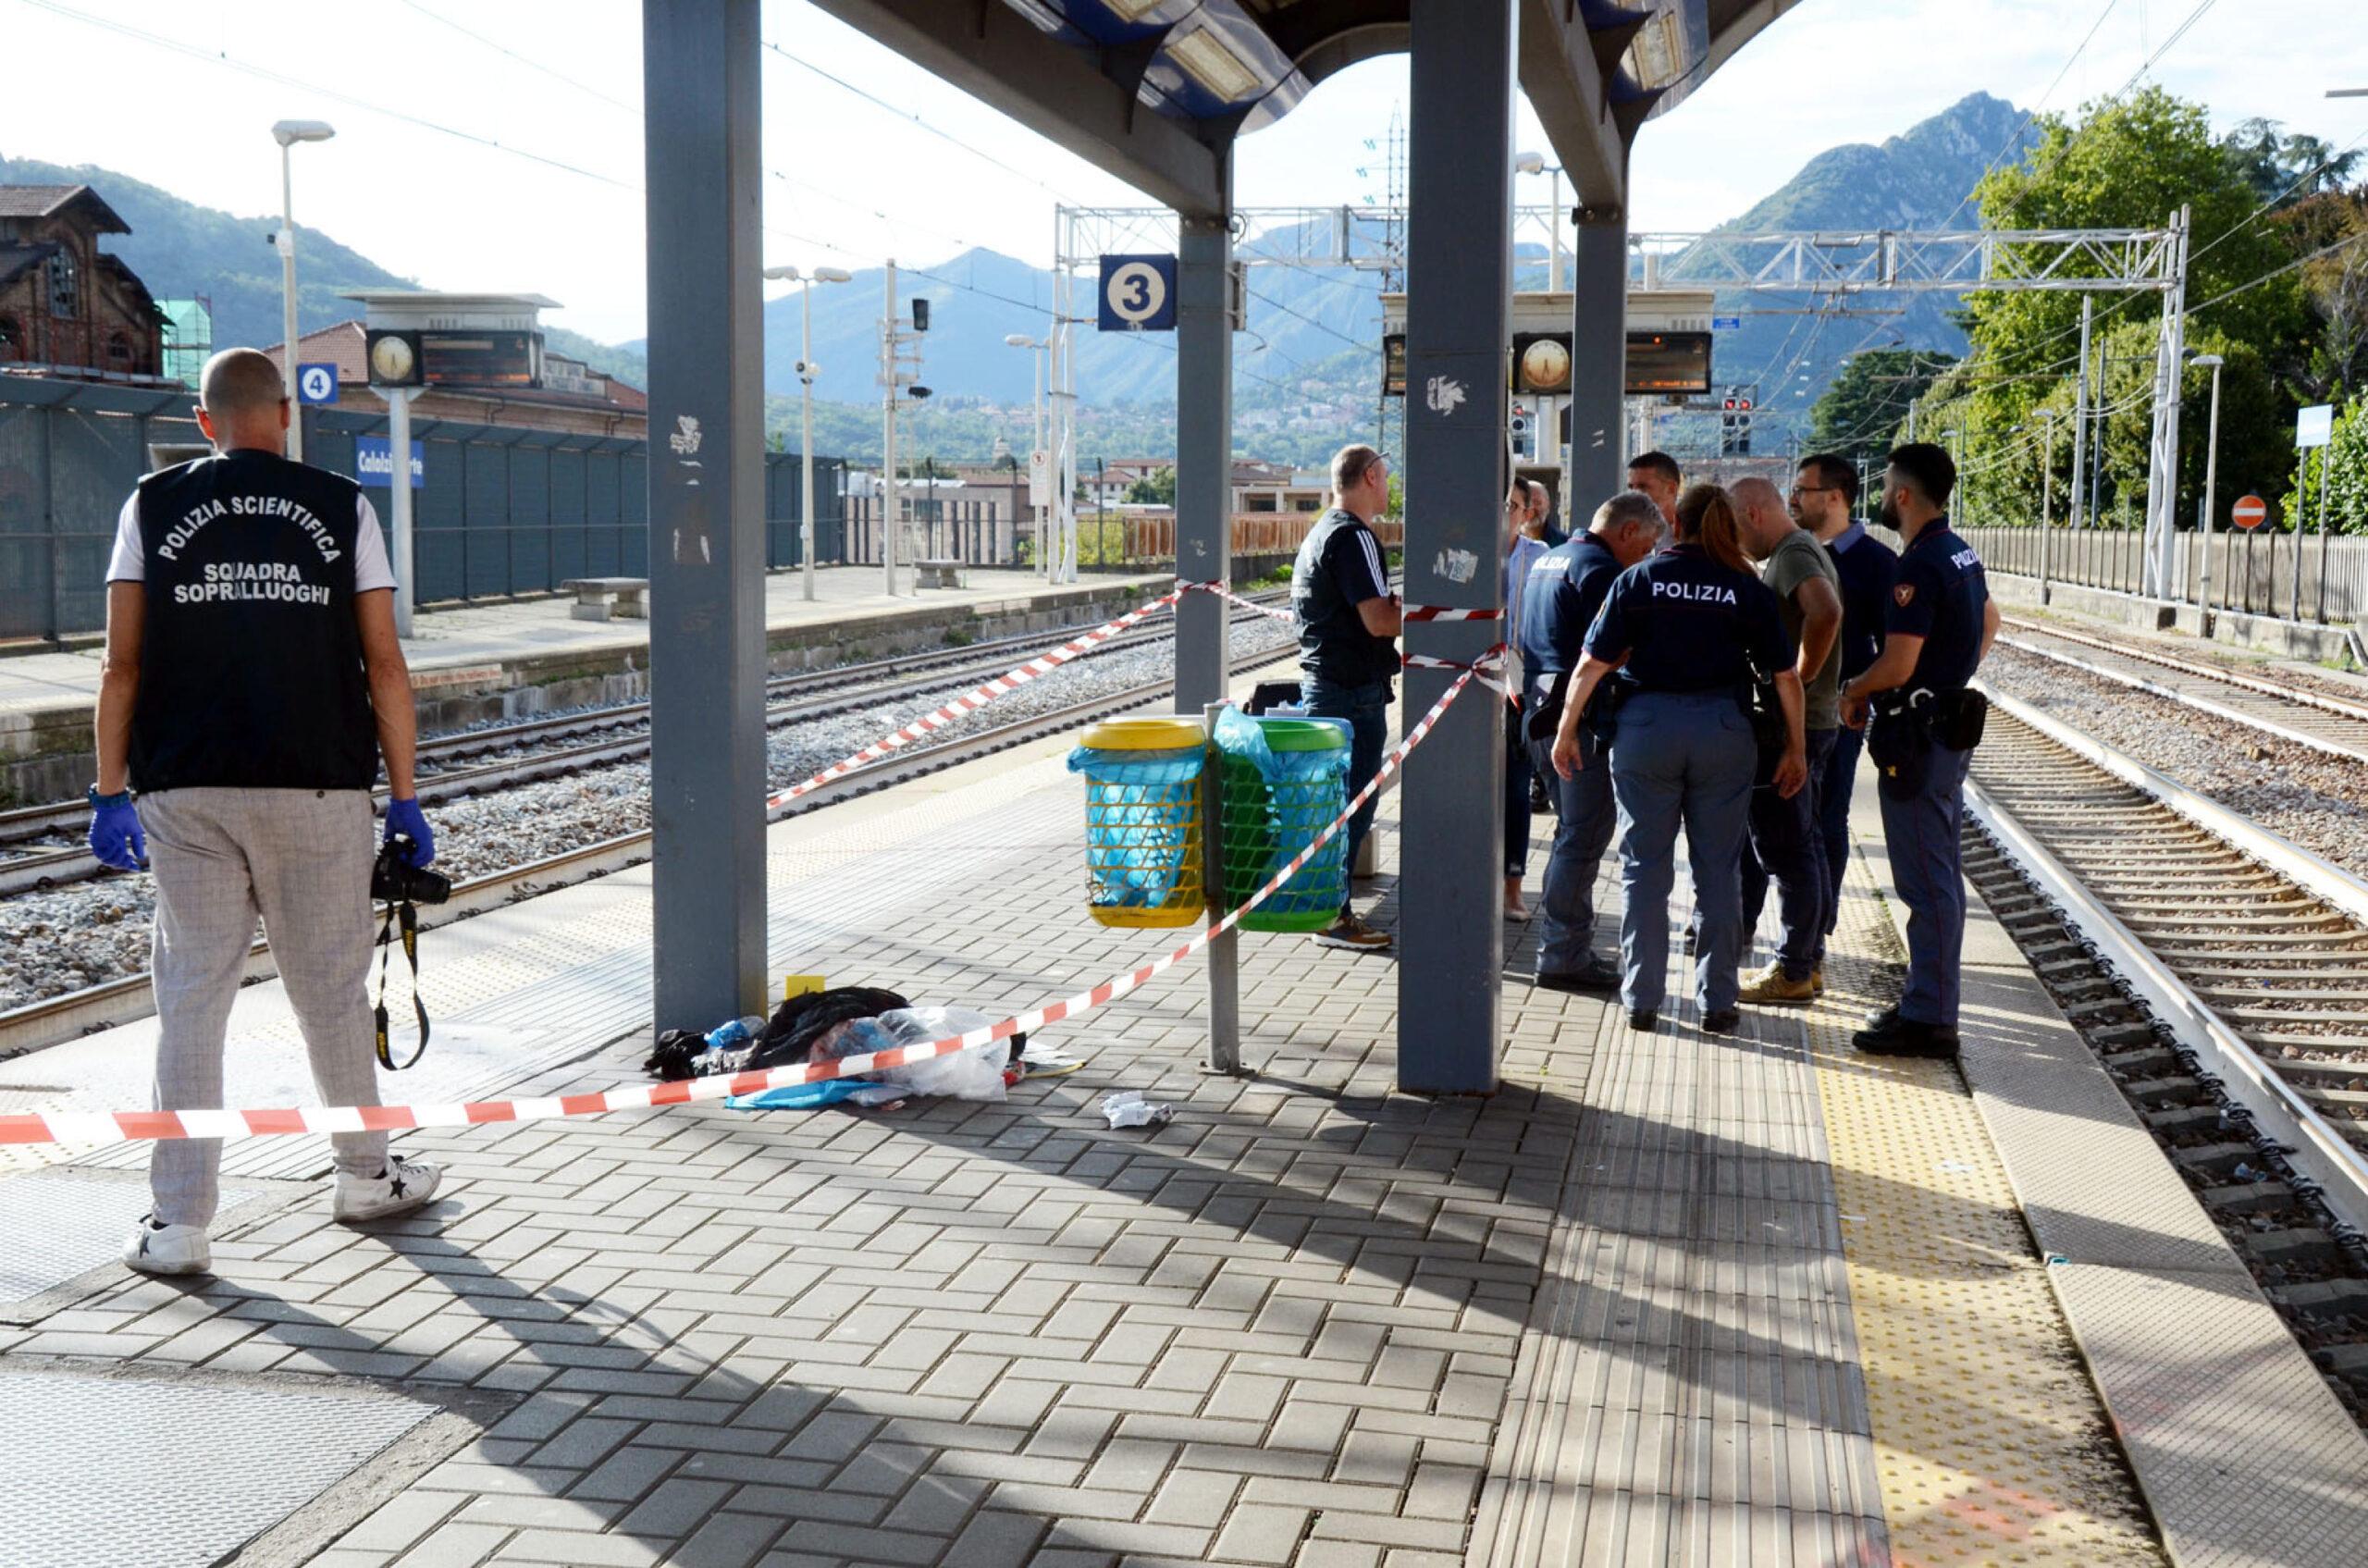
[129,450,378,793]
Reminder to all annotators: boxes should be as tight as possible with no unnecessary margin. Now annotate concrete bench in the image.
[915,559,965,590]
[561,577,649,622]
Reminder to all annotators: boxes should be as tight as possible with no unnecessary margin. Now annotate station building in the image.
[0,184,166,383]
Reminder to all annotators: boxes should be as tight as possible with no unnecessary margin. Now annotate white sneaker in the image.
[333,1154,444,1222]
[125,1216,210,1276]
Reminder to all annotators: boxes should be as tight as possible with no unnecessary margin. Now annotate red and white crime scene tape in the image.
[1400,604,1500,623]
[764,586,1187,809]
[0,655,1495,1148]
[1178,581,1296,624]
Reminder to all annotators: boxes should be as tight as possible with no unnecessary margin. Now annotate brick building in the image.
[0,185,166,381]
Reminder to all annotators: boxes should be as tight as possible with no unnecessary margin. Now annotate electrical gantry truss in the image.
[1040,207,2193,596]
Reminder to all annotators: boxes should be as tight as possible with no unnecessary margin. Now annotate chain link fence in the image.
[0,377,845,643]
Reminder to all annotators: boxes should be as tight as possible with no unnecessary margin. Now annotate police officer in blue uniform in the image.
[1519,491,1665,990]
[1553,484,1805,1033]
[1841,443,2000,1058]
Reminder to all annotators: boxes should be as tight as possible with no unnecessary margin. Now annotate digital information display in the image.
[1379,329,1713,398]
[421,331,537,389]
[1625,331,1713,395]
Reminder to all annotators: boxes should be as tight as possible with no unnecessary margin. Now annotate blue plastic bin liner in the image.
[1066,743,1203,907]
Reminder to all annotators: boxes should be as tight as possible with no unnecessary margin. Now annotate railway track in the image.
[0,637,1301,1057]
[0,589,1289,896]
[1998,615,2368,762]
[1966,685,2368,1245]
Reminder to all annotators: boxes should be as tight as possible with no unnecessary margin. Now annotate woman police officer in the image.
[1550,484,1807,1033]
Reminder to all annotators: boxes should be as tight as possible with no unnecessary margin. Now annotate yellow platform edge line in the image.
[1806,850,2164,1567]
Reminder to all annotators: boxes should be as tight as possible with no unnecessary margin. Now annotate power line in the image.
[1931,0,2125,233]
[18,0,637,191]
[396,0,636,115]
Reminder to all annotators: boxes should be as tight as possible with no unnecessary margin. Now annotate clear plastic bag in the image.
[816,1006,1009,1103]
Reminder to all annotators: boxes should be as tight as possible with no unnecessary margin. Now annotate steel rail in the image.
[0,643,1302,1058]
[2001,613,2368,734]
[1968,683,2368,1237]
[0,592,1292,895]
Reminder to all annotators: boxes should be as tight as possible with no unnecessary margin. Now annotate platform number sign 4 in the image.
[295,362,339,405]
[1098,253,1178,332]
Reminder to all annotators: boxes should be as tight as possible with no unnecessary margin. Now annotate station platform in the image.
[5,661,2368,1568]
[0,565,1169,802]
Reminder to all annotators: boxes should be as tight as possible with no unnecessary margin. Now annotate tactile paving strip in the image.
[1805,842,2164,1564]
[0,1168,269,1317]
[0,1364,436,1568]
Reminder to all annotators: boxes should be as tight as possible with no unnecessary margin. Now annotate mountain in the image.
[1693,90,2039,445]
[0,154,416,358]
[12,90,2032,463]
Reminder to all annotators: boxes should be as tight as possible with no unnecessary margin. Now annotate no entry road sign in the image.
[2231,494,2269,531]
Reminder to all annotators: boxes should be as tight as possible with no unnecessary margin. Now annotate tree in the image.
[1946,86,2310,525]
[1807,349,1956,464]
[1123,465,1178,505]
[2222,118,2364,210]
[2276,189,2368,407]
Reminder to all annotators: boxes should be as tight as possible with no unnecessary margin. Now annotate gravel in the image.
[0,622,1298,1012]
[1985,645,2368,878]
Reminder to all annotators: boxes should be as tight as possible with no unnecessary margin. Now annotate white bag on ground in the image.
[866,1006,1008,1102]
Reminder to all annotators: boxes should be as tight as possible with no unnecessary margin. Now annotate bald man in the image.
[95,347,446,1276]
[1730,475,1842,1005]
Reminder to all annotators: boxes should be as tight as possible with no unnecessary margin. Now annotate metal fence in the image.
[0,376,846,642]
[843,495,1018,568]
[1954,523,2368,626]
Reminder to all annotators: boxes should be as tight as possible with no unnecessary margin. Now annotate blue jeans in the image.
[1878,731,1973,1026]
[1741,726,1839,981]
[1817,724,1865,964]
[1301,675,1391,907]
[1610,692,1756,1015]
[1527,727,1616,975]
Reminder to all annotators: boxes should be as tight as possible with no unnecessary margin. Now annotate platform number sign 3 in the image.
[1098,253,1178,332]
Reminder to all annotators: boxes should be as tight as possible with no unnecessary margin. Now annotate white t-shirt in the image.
[107,490,397,592]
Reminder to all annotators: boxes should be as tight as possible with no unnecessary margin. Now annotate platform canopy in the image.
[810,0,1807,216]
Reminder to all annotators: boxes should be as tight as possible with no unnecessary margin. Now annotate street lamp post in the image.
[270,119,335,463]
[765,264,853,600]
[1005,333,1049,573]
[2189,352,2226,620]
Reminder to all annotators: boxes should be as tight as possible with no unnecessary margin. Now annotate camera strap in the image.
[374,898,430,1071]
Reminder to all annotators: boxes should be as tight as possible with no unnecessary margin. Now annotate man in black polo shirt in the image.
[1293,443,1401,952]
[91,348,448,1276]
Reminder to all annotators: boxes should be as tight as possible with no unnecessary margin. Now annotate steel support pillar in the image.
[1566,205,1629,516]
[1177,205,1241,1074]
[643,0,769,1032]
[1398,0,1513,1095]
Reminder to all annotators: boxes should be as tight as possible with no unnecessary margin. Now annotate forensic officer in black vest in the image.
[1840,442,2000,1059]
[1552,484,1805,1033]
[91,348,447,1277]
[1518,490,1664,991]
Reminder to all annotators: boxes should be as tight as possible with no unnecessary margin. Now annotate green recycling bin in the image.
[1214,710,1351,932]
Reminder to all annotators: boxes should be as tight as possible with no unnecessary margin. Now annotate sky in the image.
[3,0,2364,346]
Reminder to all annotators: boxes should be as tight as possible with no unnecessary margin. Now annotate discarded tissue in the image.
[1101,1091,1174,1130]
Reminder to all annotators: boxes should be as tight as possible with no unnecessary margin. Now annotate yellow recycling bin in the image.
[1066,717,1207,928]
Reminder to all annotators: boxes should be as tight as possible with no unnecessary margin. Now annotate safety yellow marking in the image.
[1810,868,2164,1566]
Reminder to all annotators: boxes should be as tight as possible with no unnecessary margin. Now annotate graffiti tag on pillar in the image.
[1435,548,1478,586]
[1424,376,1466,415]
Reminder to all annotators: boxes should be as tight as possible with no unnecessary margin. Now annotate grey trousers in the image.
[143,788,387,1226]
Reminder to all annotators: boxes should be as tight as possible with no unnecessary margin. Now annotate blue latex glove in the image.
[383,796,436,868]
[89,795,146,871]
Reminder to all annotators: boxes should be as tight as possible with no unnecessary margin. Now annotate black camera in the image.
[372,835,451,905]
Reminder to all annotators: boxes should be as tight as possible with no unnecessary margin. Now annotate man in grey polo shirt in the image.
[1731,475,1842,1005]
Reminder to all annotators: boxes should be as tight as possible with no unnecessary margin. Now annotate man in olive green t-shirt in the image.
[1732,476,1843,1004]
